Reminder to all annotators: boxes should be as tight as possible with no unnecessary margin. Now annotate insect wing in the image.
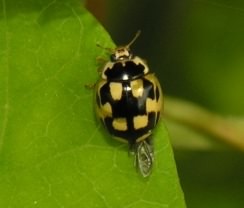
[135,140,154,177]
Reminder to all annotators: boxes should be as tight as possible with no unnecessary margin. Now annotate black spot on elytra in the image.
[155,86,160,101]
[98,75,160,145]
[142,78,155,100]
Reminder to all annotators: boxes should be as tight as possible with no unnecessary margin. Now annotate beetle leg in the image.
[84,83,96,89]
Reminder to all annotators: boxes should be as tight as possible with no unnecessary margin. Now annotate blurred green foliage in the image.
[104,0,244,114]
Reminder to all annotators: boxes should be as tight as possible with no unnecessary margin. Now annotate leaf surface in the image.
[0,1,185,207]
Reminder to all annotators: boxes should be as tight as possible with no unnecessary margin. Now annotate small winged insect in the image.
[94,31,163,177]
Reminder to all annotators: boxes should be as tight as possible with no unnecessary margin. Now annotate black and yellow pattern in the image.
[93,32,163,177]
[96,59,163,146]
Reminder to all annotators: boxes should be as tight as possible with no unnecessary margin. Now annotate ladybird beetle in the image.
[95,31,163,177]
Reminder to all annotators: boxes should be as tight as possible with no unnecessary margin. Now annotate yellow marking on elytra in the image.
[109,82,123,100]
[133,115,148,130]
[102,62,114,79]
[144,74,163,113]
[131,79,143,98]
[112,118,127,131]
[96,79,107,92]
[146,98,156,112]
[132,56,149,74]
[103,103,112,116]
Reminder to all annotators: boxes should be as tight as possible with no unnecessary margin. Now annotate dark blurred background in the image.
[86,0,244,207]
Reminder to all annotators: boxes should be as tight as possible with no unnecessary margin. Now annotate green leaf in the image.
[0,1,185,207]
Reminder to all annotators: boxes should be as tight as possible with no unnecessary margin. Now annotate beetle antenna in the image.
[126,30,141,49]
[96,43,114,53]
